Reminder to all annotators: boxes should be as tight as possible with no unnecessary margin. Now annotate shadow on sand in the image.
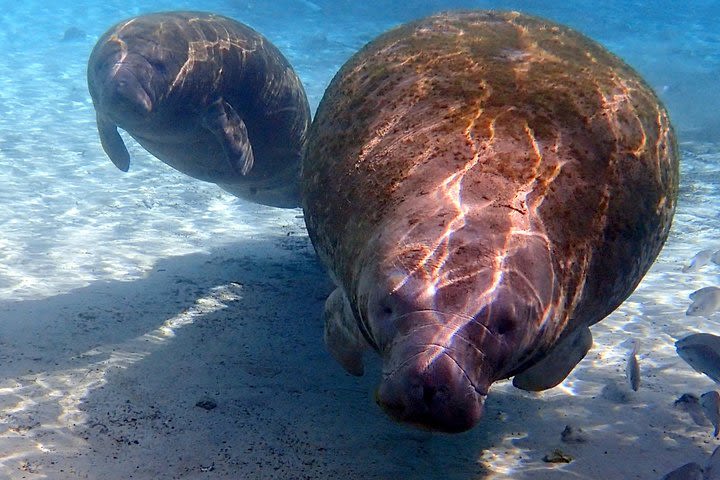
[0,233,712,479]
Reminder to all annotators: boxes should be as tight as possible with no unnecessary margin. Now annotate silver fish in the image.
[626,342,640,391]
[690,287,720,301]
[687,287,720,317]
[660,462,703,480]
[701,390,720,437]
[674,393,711,427]
[712,250,720,266]
[676,333,720,384]
[683,249,714,273]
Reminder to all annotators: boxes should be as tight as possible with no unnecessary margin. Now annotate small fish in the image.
[626,342,640,391]
[712,250,720,266]
[706,445,720,480]
[674,393,711,427]
[701,390,720,437]
[676,333,720,384]
[683,249,715,273]
[660,462,703,480]
[686,287,720,317]
[690,287,720,301]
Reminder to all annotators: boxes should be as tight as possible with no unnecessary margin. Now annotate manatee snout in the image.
[101,64,153,119]
[377,348,487,433]
[90,51,155,123]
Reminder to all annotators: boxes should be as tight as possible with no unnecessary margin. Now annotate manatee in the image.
[87,11,310,208]
[302,11,678,432]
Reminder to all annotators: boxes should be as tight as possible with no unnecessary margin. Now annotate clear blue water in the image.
[0,1,719,479]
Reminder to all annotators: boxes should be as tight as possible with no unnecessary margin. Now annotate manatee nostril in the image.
[495,315,516,335]
[422,384,437,404]
[422,382,450,405]
[374,296,394,319]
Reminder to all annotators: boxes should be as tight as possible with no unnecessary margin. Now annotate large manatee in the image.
[88,11,310,208]
[302,11,679,432]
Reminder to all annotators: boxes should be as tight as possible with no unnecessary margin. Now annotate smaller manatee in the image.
[687,287,720,317]
[683,250,715,273]
[87,11,311,208]
[676,333,720,384]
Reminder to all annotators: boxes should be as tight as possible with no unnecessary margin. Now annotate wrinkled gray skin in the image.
[87,11,310,208]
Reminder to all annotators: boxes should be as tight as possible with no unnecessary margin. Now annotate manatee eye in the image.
[369,295,396,324]
[150,61,167,76]
[372,297,394,320]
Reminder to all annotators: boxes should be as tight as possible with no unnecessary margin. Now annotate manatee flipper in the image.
[324,288,368,376]
[202,99,255,175]
[97,114,130,172]
[513,326,593,391]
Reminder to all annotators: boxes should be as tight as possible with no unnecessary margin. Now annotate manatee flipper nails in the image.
[97,115,130,172]
[513,327,593,391]
[323,288,367,376]
[203,99,255,176]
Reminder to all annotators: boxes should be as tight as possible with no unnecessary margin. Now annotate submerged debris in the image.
[542,449,572,463]
[61,26,87,42]
[195,398,218,411]
[560,425,587,444]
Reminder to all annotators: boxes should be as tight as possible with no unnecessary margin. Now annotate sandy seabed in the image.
[2,143,720,480]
